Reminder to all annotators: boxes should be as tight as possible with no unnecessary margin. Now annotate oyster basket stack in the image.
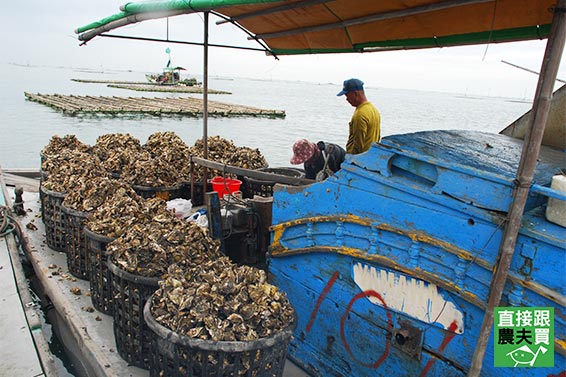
[61,203,91,279]
[39,184,67,252]
[84,227,116,314]
[108,259,160,369]
[144,295,297,377]
[242,168,305,198]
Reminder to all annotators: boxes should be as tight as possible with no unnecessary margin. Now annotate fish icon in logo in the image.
[506,345,548,367]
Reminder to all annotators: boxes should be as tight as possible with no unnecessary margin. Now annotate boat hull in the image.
[269,130,566,376]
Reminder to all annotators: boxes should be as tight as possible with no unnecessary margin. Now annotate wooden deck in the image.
[0,172,54,376]
[24,92,285,118]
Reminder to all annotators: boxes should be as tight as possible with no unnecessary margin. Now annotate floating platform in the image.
[71,79,150,85]
[24,92,285,118]
[107,83,231,94]
[70,79,230,94]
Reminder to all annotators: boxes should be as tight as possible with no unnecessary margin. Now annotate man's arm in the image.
[346,116,368,154]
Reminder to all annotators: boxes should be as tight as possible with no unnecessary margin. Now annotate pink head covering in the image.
[290,139,317,165]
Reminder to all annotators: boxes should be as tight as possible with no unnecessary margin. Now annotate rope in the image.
[481,0,499,61]
[0,205,16,237]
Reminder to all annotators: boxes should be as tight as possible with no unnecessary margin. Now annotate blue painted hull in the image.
[269,130,566,376]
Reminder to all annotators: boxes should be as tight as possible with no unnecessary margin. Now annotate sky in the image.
[1,1,565,99]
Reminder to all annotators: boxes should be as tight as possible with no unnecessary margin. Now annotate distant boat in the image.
[145,66,201,86]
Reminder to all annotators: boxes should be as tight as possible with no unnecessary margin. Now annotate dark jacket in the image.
[303,141,346,180]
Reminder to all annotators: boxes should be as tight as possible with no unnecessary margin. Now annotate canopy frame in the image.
[252,0,494,41]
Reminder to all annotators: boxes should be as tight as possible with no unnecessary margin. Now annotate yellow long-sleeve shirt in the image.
[346,101,381,154]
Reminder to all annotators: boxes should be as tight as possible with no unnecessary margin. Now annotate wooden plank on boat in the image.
[1,168,41,179]
[2,173,40,193]
[24,92,285,118]
[108,83,231,95]
[0,171,53,376]
[0,238,46,376]
[13,190,149,377]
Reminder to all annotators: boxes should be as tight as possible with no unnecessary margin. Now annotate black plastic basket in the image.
[39,184,67,252]
[40,169,49,182]
[108,260,160,370]
[61,203,90,280]
[38,170,49,221]
[144,294,297,377]
[243,168,305,198]
[84,227,116,315]
[180,181,209,206]
[132,183,187,201]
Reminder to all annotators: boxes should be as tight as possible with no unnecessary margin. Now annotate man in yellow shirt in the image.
[337,78,381,154]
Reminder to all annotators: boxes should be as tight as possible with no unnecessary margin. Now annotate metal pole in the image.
[468,2,566,376]
[202,11,210,205]
[203,11,209,160]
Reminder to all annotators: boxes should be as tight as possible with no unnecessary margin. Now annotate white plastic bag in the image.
[187,209,208,228]
[195,213,208,227]
[166,198,193,218]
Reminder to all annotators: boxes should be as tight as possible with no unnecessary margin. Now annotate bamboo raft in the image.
[71,79,150,84]
[24,92,285,118]
[107,84,231,94]
[71,79,231,94]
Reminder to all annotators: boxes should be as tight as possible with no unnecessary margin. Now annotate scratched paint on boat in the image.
[352,262,465,333]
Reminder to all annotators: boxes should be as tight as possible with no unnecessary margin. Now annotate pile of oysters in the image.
[40,133,295,368]
[106,214,222,277]
[189,135,268,180]
[151,257,295,342]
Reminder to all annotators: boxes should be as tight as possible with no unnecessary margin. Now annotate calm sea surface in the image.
[0,62,533,170]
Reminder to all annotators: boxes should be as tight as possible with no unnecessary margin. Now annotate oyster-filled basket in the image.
[84,227,116,314]
[61,203,90,280]
[144,295,297,377]
[108,260,159,370]
[39,184,67,252]
[242,168,305,198]
[132,183,187,201]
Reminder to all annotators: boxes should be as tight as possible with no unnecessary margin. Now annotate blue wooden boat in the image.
[269,129,565,376]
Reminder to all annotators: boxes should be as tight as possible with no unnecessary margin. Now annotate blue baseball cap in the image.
[337,78,364,96]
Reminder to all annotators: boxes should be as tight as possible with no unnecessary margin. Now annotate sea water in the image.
[0,62,532,170]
